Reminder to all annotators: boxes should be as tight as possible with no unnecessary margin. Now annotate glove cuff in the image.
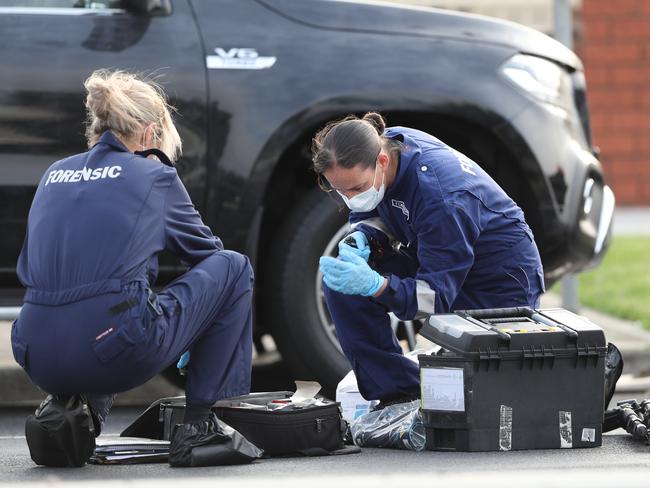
[363,270,385,297]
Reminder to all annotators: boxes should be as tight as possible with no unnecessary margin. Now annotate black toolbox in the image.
[418,307,607,452]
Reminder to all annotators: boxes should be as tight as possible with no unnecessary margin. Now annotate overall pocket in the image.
[479,264,531,307]
[530,266,546,307]
[537,267,547,293]
[91,323,143,364]
[11,320,28,369]
[504,265,531,297]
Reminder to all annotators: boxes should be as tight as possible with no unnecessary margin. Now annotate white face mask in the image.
[337,164,385,213]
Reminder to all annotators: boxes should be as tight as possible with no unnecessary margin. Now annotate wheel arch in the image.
[252,102,551,290]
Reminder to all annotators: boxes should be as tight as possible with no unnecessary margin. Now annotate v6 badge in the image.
[206,47,277,70]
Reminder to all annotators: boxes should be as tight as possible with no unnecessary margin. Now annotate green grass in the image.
[555,236,650,330]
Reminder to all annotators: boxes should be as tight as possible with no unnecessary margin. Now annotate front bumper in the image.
[548,141,615,279]
[572,174,615,269]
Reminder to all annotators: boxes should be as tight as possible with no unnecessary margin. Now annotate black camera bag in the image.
[25,394,96,467]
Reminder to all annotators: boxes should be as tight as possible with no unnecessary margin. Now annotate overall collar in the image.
[384,131,421,199]
[96,130,131,153]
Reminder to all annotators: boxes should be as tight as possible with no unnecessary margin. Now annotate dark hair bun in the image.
[362,112,386,135]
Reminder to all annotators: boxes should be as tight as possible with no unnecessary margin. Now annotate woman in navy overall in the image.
[316,112,545,409]
[12,70,254,466]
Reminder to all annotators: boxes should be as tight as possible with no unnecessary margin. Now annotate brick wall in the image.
[577,0,650,205]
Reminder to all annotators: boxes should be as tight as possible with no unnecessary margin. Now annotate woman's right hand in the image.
[177,351,190,370]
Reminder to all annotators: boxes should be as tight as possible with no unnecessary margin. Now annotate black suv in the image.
[0,0,614,393]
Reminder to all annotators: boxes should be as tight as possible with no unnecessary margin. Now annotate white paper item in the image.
[420,367,465,412]
[291,380,322,403]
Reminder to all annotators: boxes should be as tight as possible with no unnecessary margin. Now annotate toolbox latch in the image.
[576,344,601,368]
[477,348,501,371]
[522,345,556,369]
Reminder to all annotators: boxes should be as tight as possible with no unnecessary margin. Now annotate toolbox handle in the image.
[460,306,534,319]
[460,307,579,341]
[530,312,579,340]
[457,311,512,342]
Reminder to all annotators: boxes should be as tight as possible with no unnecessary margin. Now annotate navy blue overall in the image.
[11,131,253,426]
[323,127,545,402]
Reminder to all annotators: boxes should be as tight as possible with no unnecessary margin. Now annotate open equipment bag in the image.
[122,391,359,458]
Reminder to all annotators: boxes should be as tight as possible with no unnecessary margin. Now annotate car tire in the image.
[263,188,351,397]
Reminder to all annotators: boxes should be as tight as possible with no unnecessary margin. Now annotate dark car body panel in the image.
[0,0,611,300]
[257,0,582,69]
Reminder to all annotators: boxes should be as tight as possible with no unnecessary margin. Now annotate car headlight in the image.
[501,54,571,108]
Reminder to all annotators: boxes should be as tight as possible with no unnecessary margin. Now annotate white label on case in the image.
[420,368,465,412]
[581,428,596,442]
[559,411,573,448]
[499,405,513,451]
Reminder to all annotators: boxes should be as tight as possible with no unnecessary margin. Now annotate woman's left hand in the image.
[319,248,385,297]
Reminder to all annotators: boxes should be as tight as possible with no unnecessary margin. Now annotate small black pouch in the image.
[602,343,626,433]
[604,342,624,409]
[25,394,96,467]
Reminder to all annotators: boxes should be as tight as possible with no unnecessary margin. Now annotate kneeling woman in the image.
[316,112,545,409]
[12,70,254,466]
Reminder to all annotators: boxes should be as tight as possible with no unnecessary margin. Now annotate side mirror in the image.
[123,0,172,16]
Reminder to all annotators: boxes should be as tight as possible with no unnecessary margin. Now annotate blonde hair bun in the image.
[83,69,182,162]
[84,75,113,121]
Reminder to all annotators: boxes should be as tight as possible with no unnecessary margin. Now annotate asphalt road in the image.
[2,407,650,487]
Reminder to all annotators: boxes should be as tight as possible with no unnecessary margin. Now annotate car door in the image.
[0,0,208,296]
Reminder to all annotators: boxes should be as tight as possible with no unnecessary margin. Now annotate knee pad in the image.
[25,394,96,467]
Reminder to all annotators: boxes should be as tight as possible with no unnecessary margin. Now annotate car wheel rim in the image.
[315,223,421,354]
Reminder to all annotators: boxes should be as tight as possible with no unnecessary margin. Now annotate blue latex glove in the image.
[338,231,370,262]
[319,248,385,296]
[177,351,190,369]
